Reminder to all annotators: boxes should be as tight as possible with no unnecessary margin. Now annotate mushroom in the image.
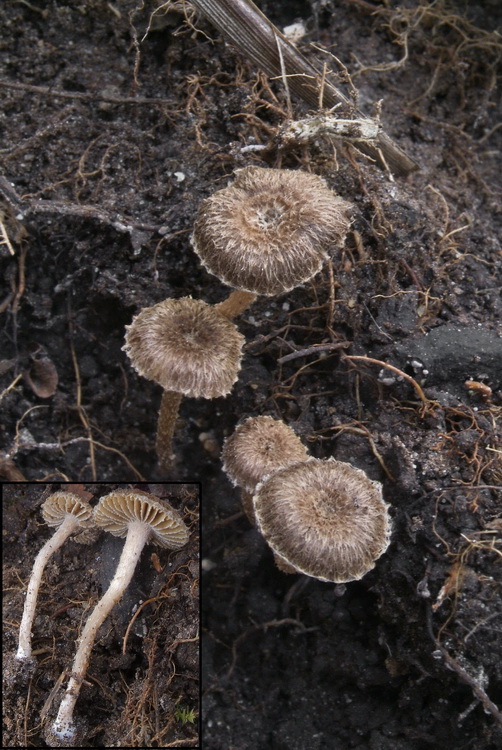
[222,415,309,522]
[123,296,245,469]
[48,489,189,746]
[16,491,94,662]
[192,166,352,318]
[253,457,391,582]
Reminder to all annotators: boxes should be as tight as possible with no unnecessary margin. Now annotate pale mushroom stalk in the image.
[50,520,151,743]
[16,515,81,661]
[16,492,94,663]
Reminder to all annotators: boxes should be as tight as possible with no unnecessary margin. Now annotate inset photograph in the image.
[2,482,199,748]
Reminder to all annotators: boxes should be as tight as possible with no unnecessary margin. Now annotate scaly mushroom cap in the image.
[192,166,352,295]
[41,492,94,529]
[94,490,189,549]
[253,458,391,583]
[222,416,309,494]
[123,297,245,398]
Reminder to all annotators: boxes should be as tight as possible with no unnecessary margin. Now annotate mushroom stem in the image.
[16,514,80,661]
[51,520,151,744]
[156,390,183,471]
[215,290,257,320]
[240,489,256,525]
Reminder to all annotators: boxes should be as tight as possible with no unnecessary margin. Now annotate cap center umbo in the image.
[173,313,219,350]
[301,486,358,526]
[244,195,294,235]
[255,206,283,230]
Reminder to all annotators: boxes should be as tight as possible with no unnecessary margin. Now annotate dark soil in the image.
[2,482,199,748]
[1,1,501,749]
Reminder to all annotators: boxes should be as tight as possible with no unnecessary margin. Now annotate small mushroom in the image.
[48,489,189,746]
[222,416,309,522]
[123,296,245,469]
[253,458,391,582]
[16,491,94,662]
[192,166,352,317]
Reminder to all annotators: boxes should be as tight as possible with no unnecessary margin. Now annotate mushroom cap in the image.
[253,458,391,583]
[192,166,352,295]
[41,492,94,529]
[222,416,309,494]
[94,490,189,549]
[123,297,245,398]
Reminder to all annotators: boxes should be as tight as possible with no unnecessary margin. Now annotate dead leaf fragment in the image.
[23,356,58,398]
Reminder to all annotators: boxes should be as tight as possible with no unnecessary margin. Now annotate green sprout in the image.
[175,706,198,725]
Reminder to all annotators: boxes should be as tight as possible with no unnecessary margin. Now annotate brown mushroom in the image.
[48,489,189,745]
[123,296,245,469]
[192,166,352,317]
[222,416,309,522]
[253,457,391,582]
[16,491,94,662]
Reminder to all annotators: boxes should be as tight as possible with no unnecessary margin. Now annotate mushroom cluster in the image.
[223,416,392,583]
[222,415,308,523]
[47,489,189,746]
[13,485,191,747]
[123,167,352,468]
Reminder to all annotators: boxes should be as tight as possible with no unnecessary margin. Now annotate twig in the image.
[0,373,23,404]
[68,300,97,480]
[189,0,417,176]
[226,617,317,679]
[7,435,145,480]
[0,176,158,236]
[0,218,16,255]
[122,597,159,655]
[0,78,173,105]
[426,605,502,726]
[278,340,350,364]
[343,355,429,409]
